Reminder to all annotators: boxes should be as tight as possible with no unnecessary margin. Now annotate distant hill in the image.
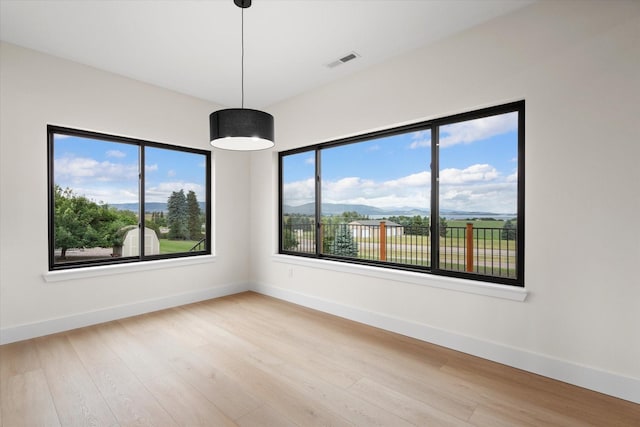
[283,202,513,219]
[111,201,509,219]
[284,202,429,217]
[110,202,205,213]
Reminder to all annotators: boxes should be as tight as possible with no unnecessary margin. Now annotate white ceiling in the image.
[0,0,533,109]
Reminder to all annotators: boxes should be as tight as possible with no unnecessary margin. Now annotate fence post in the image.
[466,222,474,272]
[379,221,386,261]
[319,223,323,253]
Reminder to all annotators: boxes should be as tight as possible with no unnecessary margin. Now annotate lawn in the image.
[159,239,201,254]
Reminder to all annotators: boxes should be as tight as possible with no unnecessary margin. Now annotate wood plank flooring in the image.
[1,291,638,426]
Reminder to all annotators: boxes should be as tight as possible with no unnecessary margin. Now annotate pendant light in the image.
[210,0,274,150]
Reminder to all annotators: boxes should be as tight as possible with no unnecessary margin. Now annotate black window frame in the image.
[279,101,525,286]
[47,125,212,271]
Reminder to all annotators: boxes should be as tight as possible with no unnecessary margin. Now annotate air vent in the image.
[326,51,360,68]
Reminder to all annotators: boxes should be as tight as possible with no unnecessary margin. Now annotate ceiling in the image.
[0,0,533,109]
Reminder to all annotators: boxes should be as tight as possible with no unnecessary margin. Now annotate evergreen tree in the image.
[167,189,188,239]
[328,224,358,257]
[439,217,449,238]
[186,190,201,240]
[501,219,517,240]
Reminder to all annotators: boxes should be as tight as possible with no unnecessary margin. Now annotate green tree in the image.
[152,211,166,226]
[501,219,517,240]
[339,211,368,222]
[167,189,188,240]
[53,186,137,258]
[186,190,202,240]
[282,218,299,250]
[328,224,358,257]
[101,207,137,247]
[147,211,167,238]
[145,216,162,239]
[408,215,429,236]
[439,217,449,238]
[385,215,429,236]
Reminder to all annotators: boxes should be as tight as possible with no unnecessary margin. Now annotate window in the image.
[279,101,524,286]
[48,126,211,270]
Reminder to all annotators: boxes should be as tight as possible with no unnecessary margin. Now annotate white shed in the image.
[121,227,160,256]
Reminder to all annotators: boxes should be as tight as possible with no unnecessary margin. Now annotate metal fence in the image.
[282,220,517,278]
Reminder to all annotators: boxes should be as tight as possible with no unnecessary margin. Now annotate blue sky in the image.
[53,135,207,204]
[283,111,519,213]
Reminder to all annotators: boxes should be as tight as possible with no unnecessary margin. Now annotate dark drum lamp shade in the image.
[210,108,274,151]
[209,0,275,151]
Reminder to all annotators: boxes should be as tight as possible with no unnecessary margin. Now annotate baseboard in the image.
[0,282,249,345]
[251,282,640,405]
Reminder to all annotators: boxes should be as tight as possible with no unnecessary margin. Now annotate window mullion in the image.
[315,148,322,257]
[139,145,145,259]
[517,108,525,282]
[430,126,439,272]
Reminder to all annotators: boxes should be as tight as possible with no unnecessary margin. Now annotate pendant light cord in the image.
[241,6,245,109]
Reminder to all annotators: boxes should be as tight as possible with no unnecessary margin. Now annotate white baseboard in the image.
[251,282,640,405]
[0,282,249,345]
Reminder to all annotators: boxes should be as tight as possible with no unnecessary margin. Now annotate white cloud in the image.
[283,163,516,213]
[64,186,139,205]
[145,163,158,172]
[386,171,430,188]
[73,181,207,205]
[323,172,430,208]
[145,181,205,202]
[409,130,431,149]
[106,150,126,158]
[284,172,431,210]
[506,171,518,183]
[440,111,517,148]
[283,178,315,206]
[439,181,517,213]
[54,155,207,205]
[54,156,138,183]
[439,164,499,184]
[304,156,315,165]
[167,169,176,177]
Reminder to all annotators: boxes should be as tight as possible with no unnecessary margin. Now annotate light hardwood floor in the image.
[1,292,638,426]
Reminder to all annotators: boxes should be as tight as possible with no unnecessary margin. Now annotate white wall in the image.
[251,0,640,402]
[0,42,251,341]
[1,0,638,404]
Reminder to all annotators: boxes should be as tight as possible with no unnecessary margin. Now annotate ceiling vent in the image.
[326,51,360,68]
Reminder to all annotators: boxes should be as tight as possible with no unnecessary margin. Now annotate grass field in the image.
[159,239,201,254]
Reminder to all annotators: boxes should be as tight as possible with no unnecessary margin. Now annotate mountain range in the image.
[284,203,430,216]
[111,202,206,213]
[111,201,510,218]
[284,202,513,218]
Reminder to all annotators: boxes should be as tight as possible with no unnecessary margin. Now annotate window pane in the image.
[281,151,316,253]
[438,111,519,278]
[320,132,431,266]
[145,147,208,255]
[52,134,140,265]
[278,102,523,286]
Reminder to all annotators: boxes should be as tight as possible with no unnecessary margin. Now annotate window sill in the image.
[43,255,217,283]
[272,254,527,302]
